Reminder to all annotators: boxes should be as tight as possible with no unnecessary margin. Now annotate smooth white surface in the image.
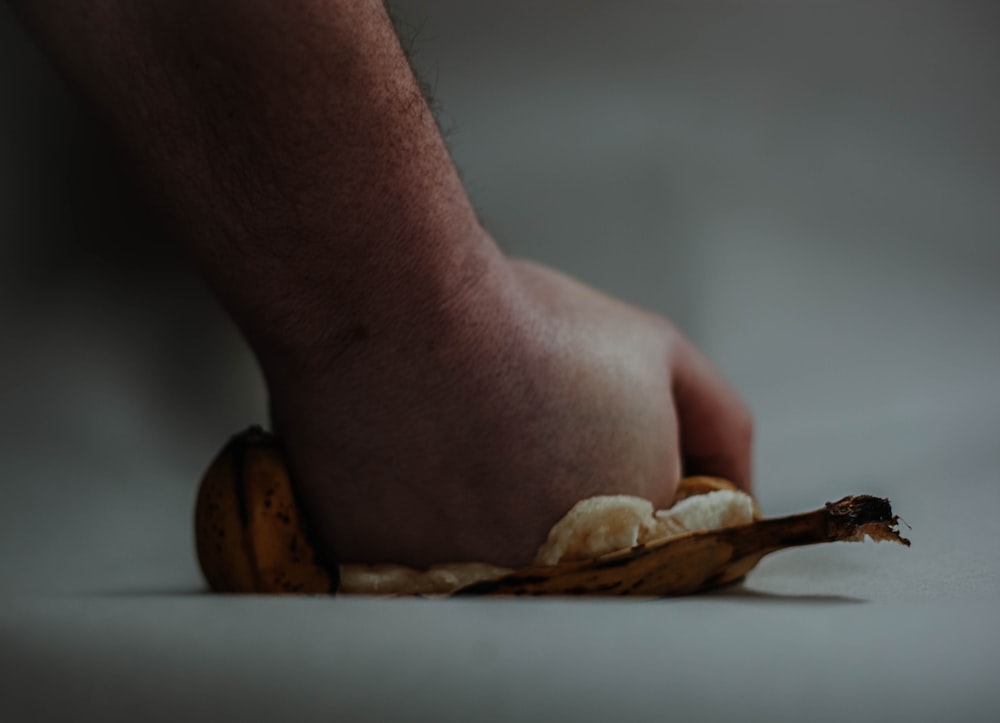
[2,2,999,721]
[4,596,999,722]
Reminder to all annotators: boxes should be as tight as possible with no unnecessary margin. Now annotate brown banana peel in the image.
[458,495,908,596]
[195,427,338,594]
[194,427,909,597]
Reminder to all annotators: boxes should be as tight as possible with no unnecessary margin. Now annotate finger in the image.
[670,338,754,494]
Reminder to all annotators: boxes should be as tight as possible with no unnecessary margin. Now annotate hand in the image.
[265,249,752,569]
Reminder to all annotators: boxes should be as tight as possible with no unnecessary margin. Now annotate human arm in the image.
[12,0,753,567]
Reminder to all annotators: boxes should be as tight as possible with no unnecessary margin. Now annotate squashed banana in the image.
[194,427,909,597]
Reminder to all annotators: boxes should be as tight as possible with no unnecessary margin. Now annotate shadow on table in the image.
[698,582,866,605]
[90,580,867,604]
[91,586,209,597]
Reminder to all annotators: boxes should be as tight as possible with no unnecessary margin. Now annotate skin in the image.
[13,0,753,568]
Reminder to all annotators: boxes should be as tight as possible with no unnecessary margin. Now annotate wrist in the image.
[251,225,522,394]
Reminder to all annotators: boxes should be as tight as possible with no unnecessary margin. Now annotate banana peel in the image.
[458,495,907,596]
[194,426,338,594]
[194,426,909,597]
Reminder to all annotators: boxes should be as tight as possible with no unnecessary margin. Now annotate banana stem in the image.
[732,494,911,555]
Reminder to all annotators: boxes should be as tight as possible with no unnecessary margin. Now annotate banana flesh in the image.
[194,427,909,597]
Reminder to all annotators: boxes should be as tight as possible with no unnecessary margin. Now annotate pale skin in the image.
[13,0,753,568]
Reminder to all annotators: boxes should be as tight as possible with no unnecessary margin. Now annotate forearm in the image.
[14,0,496,368]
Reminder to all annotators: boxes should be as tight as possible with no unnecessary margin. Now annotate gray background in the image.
[1,1,998,721]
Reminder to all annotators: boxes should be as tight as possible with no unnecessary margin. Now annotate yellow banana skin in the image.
[194,428,908,597]
[195,427,337,594]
